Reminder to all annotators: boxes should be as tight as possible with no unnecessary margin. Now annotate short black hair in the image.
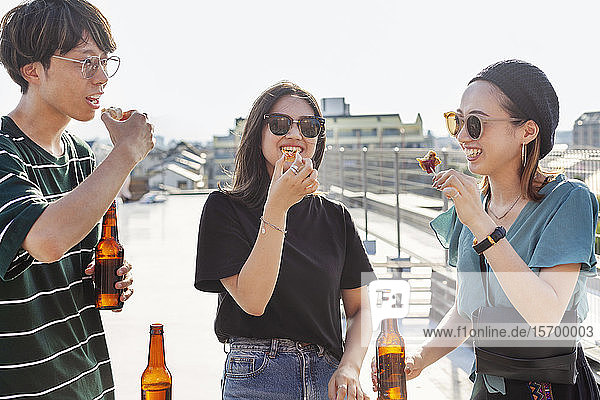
[0,0,116,93]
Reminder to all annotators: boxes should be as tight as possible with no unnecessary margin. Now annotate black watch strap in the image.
[473,226,506,255]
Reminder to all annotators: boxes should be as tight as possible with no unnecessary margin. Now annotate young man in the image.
[0,0,154,398]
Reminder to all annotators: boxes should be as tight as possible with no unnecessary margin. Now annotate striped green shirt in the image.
[0,116,114,399]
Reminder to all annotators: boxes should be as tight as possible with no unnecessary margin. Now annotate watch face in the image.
[493,226,506,240]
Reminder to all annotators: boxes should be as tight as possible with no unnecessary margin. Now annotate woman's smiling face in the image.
[261,95,317,177]
[456,81,523,177]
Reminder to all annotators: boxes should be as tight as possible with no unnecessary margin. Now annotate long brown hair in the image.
[480,83,559,201]
[222,81,326,208]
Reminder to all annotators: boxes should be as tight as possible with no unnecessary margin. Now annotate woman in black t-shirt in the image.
[195,81,377,400]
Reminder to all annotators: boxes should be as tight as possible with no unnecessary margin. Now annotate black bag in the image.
[472,254,578,384]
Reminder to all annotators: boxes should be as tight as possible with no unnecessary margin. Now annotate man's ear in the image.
[523,120,539,146]
[20,62,42,85]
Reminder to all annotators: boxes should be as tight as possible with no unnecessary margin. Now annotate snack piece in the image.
[417,150,442,174]
[102,107,133,121]
[281,146,301,161]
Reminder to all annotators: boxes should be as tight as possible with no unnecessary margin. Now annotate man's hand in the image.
[85,260,134,312]
[101,109,155,165]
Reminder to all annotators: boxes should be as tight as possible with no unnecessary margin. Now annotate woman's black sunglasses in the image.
[264,113,325,138]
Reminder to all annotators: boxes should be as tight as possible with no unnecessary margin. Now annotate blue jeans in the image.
[221,337,340,400]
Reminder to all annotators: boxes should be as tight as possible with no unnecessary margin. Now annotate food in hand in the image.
[281,146,301,161]
[417,150,442,174]
[102,107,133,121]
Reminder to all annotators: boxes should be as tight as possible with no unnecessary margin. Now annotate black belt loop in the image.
[268,338,278,358]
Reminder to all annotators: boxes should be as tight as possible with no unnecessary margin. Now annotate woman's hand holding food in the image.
[265,152,319,214]
[432,169,488,230]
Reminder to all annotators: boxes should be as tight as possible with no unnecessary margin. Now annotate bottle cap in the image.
[150,323,164,334]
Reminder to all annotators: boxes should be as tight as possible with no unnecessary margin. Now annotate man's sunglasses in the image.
[444,111,523,140]
[264,113,325,138]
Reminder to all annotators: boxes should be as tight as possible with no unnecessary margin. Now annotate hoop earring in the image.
[521,143,527,167]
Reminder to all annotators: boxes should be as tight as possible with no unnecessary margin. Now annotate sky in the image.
[1,0,600,143]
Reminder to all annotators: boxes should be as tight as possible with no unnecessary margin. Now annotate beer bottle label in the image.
[141,386,171,400]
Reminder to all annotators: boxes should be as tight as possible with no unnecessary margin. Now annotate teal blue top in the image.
[430,174,598,394]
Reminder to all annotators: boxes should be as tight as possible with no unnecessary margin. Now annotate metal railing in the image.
[319,147,600,247]
[321,146,600,198]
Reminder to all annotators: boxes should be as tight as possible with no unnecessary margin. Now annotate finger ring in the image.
[289,165,299,175]
[337,383,347,390]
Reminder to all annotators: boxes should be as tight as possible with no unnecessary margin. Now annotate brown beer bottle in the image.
[94,200,124,310]
[141,324,172,399]
[376,318,407,400]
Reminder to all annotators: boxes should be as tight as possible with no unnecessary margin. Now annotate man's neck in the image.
[8,93,69,157]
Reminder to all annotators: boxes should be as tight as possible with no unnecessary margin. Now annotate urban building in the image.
[208,118,244,188]
[432,135,461,151]
[573,112,600,147]
[87,139,165,200]
[321,98,429,149]
[131,147,168,180]
[146,142,207,191]
[554,130,573,146]
[204,100,428,188]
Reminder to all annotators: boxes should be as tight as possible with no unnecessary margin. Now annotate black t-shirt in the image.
[194,191,377,360]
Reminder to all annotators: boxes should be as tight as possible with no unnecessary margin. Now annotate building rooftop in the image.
[576,111,600,126]
[165,163,203,182]
[180,150,206,164]
[327,113,422,125]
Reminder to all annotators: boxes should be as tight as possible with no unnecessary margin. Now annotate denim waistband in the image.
[225,337,325,357]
